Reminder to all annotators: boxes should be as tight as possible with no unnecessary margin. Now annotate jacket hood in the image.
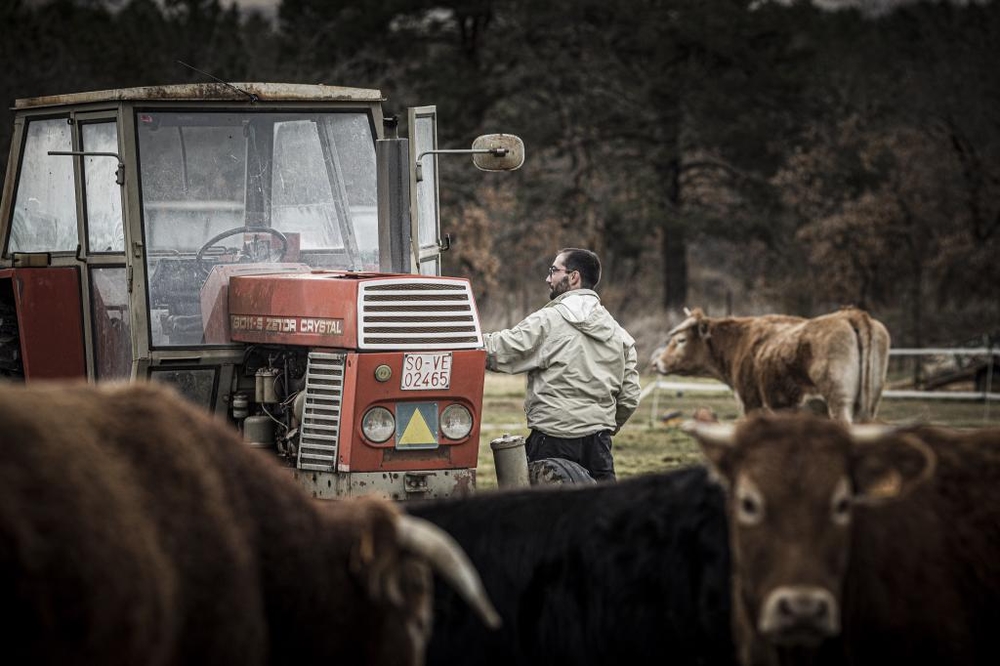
[548,289,620,342]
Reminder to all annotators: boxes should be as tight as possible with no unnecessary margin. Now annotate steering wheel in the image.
[196,226,288,272]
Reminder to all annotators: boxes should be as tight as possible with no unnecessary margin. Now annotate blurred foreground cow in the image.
[0,381,499,666]
[687,414,1000,665]
[408,468,737,666]
[652,307,890,422]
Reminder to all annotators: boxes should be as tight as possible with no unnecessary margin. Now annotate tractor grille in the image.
[357,278,483,350]
[297,351,346,472]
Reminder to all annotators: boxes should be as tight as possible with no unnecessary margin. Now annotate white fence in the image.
[643,347,1000,425]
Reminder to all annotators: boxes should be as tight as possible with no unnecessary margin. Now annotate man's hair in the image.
[559,248,601,289]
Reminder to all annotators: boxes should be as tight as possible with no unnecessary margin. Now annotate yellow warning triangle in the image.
[400,410,437,445]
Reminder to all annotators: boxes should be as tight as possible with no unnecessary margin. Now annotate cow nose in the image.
[759,586,839,644]
[777,592,829,620]
[650,346,665,372]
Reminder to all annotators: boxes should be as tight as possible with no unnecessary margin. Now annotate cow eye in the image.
[736,491,764,525]
[734,476,765,525]
[830,478,852,526]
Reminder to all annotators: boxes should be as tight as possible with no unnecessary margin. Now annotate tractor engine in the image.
[224,270,486,499]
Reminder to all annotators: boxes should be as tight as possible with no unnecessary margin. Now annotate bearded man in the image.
[483,248,640,481]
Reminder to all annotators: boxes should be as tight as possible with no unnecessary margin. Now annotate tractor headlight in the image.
[362,406,395,443]
[440,403,473,440]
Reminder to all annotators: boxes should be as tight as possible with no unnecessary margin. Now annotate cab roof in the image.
[14,82,386,110]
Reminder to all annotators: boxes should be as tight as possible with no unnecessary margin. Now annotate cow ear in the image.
[683,421,737,489]
[848,430,936,505]
[689,309,710,339]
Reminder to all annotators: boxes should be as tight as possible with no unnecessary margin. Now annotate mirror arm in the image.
[415,148,508,181]
[49,150,126,185]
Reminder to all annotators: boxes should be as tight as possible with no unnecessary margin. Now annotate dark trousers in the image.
[525,429,616,482]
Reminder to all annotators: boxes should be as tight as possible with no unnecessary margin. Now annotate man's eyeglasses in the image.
[548,265,572,276]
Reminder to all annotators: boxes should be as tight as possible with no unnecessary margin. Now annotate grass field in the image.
[474,373,1000,491]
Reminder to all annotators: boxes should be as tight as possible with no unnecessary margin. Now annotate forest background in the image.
[1,0,997,364]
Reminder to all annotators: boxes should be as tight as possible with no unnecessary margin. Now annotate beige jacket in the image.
[483,289,640,437]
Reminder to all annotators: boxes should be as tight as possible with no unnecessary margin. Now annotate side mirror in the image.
[471,134,525,172]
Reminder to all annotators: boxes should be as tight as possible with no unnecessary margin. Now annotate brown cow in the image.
[0,380,499,666]
[686,414,1000,666]
[652,307,890,423]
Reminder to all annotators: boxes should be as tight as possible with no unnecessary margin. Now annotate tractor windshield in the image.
[137,110,378,347]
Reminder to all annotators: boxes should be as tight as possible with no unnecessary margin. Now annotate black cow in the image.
[408,466,736,666]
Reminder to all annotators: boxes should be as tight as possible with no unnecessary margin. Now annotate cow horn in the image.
[665,316,698,339]
[683,307,693,317]
[681,420,737,446]
[847,423,900,444]
[395,515,502,630]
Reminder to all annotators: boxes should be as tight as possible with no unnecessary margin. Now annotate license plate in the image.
[401,353,452,391]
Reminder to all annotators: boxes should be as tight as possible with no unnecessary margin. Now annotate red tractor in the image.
[0,83,523,499]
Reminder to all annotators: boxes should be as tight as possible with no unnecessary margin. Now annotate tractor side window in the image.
[412,114,439,265]
[90,267,132,380]
[8,118,78,254]
[83,122,125,253]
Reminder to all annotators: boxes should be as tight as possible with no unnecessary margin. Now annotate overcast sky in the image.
[221,0,987,19]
